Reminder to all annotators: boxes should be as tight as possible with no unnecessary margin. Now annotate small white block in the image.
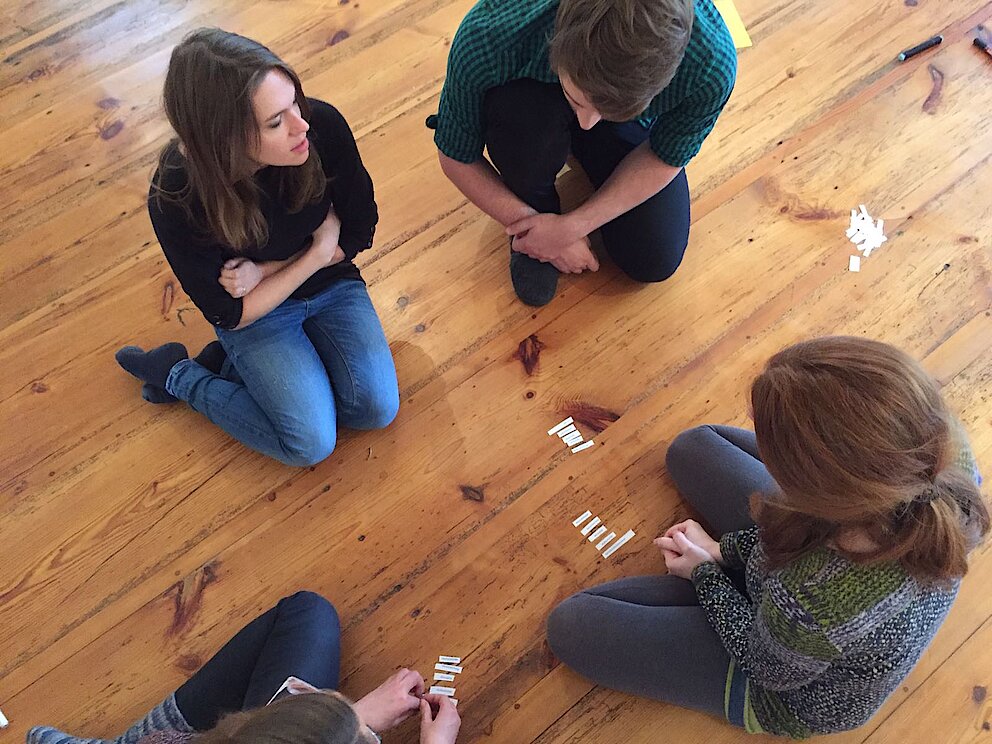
[588,525,607,542]
[438,655,461,664]
[557,424,578,439]
[450,698,459,707]
[434,672,456,682]
[859,204,868,216]
[562,432,583,446]
[0,708,7,728]
[435,663,462,674]
[580,516,601,536]
[430,685,456,697]
[601,529,636,559]
[572,510,593,528]
[547,417,574,436]
[595,531,617,551]
[849,255,861,272]
[571,440,596,453]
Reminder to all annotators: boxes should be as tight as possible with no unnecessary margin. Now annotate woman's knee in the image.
[348,384,400,431]
[280,427,337,467]
[546,595,589,665]
[280,591,340,634]
[665,425,718,483]
[282,590,337,617]
[368,386,400,429]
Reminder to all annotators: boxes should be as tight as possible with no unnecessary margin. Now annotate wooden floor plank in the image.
[1,0,990,741]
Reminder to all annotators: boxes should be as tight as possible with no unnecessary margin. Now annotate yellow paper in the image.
[714,0,753,49]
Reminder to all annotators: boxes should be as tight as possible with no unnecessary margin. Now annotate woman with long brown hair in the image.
[547,336,987,737]
[115,29,398,466]
[27,592,461,744]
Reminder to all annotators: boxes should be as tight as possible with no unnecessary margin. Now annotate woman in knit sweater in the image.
[547,336,988,737]
[28,592,460,744]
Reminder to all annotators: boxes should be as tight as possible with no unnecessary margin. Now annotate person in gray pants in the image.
[546,424,766,727]
[546,336,987,737]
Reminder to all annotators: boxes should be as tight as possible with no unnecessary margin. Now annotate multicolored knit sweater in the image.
[691,447,983,738]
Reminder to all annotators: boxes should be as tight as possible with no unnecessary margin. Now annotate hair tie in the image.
[913,483,940,504]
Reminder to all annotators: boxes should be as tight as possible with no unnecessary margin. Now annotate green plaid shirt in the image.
[435,0,738,167]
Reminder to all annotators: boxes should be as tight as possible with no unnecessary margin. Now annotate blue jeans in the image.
[166,279,399,466]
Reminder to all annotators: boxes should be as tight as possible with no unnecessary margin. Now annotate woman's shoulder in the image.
[307,98,349,131]
[760,546,913,606]
[306,98,359,154]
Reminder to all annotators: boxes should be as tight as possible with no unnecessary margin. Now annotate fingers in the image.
[656,536,680,553]
[420,697,433,723]
[664,520,696,538]
[398,668,426,696]
[506,216,534,236]
[436,694,460,720]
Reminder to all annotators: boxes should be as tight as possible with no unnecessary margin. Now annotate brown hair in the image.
[155,28,325,250]
[196,692,362,744]
[751,336,988,584]
[549,0,694,121]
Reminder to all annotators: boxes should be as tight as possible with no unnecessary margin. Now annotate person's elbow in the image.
[437,150,477,181]
[437,149,459,179]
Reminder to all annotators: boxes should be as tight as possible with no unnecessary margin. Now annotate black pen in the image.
[898,35,943,62]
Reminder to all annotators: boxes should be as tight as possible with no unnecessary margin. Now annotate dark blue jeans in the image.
[165,279,399,466]
[483,78,691,283]
[174,592,341,730]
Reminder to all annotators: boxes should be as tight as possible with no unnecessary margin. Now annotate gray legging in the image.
[546,425,777,724]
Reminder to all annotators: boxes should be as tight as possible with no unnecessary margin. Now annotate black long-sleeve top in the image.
[148,99,377,329]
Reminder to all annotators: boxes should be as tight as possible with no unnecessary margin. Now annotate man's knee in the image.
[614,240,688,284]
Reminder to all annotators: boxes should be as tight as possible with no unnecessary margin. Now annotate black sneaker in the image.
[510,239,559,306]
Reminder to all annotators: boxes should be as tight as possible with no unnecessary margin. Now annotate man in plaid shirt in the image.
[434,0,737,306]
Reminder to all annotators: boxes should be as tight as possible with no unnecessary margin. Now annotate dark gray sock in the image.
[510,239,559,307]
[115,343,188,391]
[194,340,227,375]
[140,384,178,405]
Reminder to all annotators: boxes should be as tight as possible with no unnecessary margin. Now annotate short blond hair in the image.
[549,0,694,121]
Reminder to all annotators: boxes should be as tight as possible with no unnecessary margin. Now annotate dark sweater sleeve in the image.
[719,527,761,570]
[148,192,244,330]
[691,562,838,691]
[310,100,378,261]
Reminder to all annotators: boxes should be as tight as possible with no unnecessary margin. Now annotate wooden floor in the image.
[1,0,990,741]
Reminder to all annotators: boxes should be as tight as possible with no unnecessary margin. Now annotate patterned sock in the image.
[26,694,193,744]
